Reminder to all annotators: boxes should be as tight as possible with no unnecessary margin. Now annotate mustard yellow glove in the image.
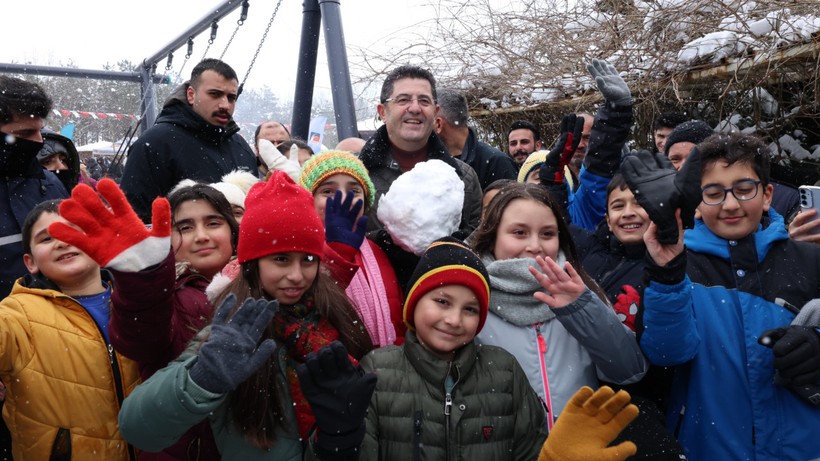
[539,386,639,461]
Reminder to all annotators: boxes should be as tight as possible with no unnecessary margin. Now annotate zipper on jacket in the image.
[443,362,460,461]
[673,405,686,438]
[534,323,554,430]
[413,411,423,461]
[74,294,136,461]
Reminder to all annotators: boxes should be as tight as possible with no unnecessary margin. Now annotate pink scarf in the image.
[345,241,396,346]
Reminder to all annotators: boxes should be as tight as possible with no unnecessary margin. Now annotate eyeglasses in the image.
[383,95,436,108]
[701,180,761,206]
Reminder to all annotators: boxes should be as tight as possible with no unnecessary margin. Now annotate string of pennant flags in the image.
[49,108,326,131]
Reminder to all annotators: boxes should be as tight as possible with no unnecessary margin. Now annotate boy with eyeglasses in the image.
[624,132,820,460]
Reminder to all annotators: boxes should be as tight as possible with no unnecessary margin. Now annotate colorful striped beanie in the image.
[299,150,376,210]
[403,237,491,334]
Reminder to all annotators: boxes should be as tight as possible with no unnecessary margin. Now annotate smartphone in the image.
[798,185,820,235]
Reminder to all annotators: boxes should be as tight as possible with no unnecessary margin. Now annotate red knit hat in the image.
[403,237,491,334]
[237,170,325,264]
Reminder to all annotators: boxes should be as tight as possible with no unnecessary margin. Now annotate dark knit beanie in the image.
[403,237,491,334]
[237,170,325,264]
[664,120,714,156]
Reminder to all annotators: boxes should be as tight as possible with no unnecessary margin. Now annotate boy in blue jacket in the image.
[623,132,820,461]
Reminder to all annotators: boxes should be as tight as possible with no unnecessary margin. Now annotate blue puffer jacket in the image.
[639,210,820,461]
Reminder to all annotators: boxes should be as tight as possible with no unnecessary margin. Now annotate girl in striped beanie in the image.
[300,150,405,346]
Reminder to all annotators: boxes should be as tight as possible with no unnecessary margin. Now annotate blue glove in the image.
[325,190,368,249]
[587,59,631,107]
[188,294,278,394]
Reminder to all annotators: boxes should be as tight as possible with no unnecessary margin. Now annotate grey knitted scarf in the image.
[481,251,567,326]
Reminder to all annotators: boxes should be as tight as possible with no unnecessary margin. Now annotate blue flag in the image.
[60,123,75,141]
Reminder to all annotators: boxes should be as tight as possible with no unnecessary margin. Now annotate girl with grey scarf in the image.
[471,182,648,428]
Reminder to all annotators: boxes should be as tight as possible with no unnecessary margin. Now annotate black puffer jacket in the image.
[120,84,257,221]
[359,125,482,236]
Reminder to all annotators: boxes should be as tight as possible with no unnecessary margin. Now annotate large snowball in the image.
[377,160,464,255]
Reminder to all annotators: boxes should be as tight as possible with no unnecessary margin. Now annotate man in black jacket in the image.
[358,65,482,236]
[121,59,257,222]
[434,89,517,191]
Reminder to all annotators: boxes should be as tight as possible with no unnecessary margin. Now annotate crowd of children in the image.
[2,60,820,461]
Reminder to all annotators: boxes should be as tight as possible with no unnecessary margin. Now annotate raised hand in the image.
[297,341,377,454]
[540,113,585,185]
[257,139,301,181]
[48,178,171,272]
[587,59,631,107]
[643,209,685,267]
[529,256,586,308]
[538,386,639,461]
[621,147,701,244]
[188,294,278,394]
[324,190,368,249]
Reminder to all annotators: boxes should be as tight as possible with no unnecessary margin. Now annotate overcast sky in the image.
[1,0,439,101]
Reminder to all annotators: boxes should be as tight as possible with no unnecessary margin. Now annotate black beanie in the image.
[664,120,713,156]
[403,237,491,334]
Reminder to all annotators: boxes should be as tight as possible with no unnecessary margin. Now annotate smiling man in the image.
[358,65,482,236]
[121,59,257,222]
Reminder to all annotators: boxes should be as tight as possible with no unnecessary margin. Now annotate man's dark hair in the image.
[436,89,469,127]
[190,59,238,87]
[22,199,62,255]
[380,65,437,103]
[0,76,52,125]
[652,111,689,132]
[697,132,770,186]
[508,120,541,142]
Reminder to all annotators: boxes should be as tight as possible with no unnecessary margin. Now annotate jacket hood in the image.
[159,81,241,140]
[684,208,788,263]
[40,129,80,192]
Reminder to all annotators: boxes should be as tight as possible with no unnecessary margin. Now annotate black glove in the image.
[189,294,278,394]
[759,326,820,385]
[325,190,368,249]
[540,114,584,185]
[297,341,377,456]
[620,148,702,244]
[587,59,631,107]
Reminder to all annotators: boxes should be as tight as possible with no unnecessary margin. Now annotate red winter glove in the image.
[48,178,171,272]
[613,285,640,331]
[540,113,584,184]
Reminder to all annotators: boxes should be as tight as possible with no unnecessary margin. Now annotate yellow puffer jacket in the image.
[0,277,140,461]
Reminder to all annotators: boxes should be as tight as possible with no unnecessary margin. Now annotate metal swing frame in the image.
[0,0,359,139]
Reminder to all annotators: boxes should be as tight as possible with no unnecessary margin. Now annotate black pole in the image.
[319,0,358,139]
[0,63,168,83]
[139,66,159,133]
[291,0,322,140]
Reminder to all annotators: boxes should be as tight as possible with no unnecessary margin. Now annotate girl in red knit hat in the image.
[117,171,375,459]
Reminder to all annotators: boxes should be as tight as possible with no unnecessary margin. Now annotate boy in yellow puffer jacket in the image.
[0,200,140,460]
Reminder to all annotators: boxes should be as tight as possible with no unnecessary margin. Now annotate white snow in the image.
[377,160,464,256]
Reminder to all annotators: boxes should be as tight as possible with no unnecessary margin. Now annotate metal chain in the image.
[219,19,245,59]
[240,0,283,89]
